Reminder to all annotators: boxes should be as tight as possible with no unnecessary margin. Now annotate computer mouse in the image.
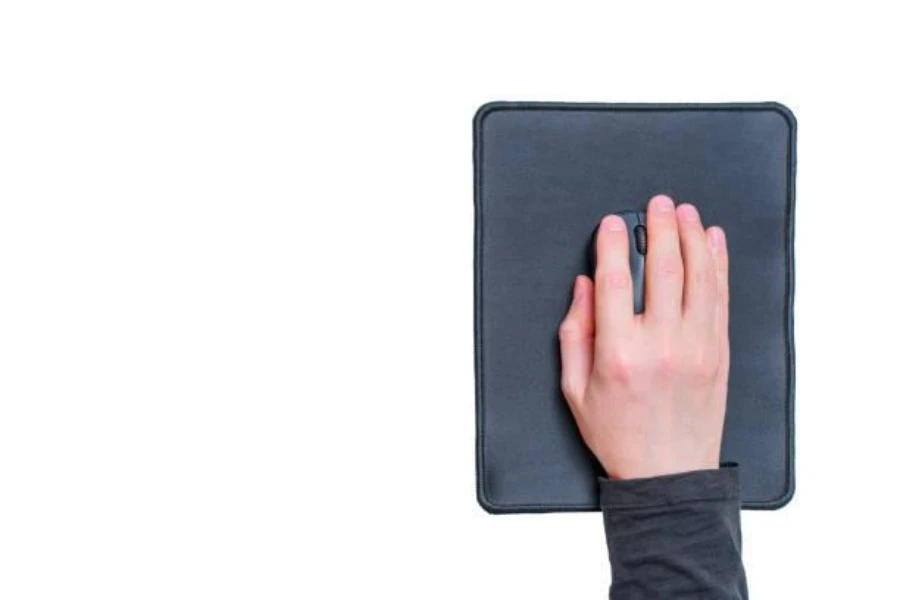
[589,210,647,314]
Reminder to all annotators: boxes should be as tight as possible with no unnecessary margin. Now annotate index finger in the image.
[593,214,635,345]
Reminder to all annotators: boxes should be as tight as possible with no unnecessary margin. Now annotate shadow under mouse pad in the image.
[474,102,795,513]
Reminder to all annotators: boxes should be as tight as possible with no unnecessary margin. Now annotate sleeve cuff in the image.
[599,463,741,510]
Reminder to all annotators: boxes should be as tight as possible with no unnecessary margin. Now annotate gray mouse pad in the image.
[474,102,795,513]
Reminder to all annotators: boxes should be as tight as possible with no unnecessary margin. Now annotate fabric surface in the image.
[601,465,747,599]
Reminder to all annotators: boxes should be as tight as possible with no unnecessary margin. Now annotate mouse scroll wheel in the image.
[634,225,647,255]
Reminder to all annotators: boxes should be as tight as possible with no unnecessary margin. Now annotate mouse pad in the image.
[474,102,796,513]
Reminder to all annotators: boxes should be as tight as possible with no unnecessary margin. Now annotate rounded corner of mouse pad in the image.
[474,101,795,514]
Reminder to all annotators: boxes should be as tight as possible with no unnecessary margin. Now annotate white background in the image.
[1,1,897,598]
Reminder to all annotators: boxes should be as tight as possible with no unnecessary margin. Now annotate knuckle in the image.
[596,348,635,383]
[560,376,578,401]
[654,257,683,280]
[692,265,715,288]
[558,320,582,341]
[602,271,631,290]
[655,349,679,380]
[686,348,719,382]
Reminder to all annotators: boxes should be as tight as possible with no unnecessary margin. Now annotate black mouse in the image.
[589,211,647,314]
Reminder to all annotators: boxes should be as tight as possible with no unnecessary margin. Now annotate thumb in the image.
[558,275,595,406]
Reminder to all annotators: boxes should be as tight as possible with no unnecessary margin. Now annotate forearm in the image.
[601,464,747,599]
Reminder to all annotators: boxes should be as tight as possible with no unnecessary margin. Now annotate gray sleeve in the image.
[600,464,748,599]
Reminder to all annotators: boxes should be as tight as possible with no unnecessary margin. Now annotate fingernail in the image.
[710,227,725,250]
[602,215,625,231]
[677,203,699,221]
[573,278,584,301]
[651,195,674,212]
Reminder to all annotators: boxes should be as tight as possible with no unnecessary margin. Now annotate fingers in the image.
[706,226,730,343]
[559,275,595,405]
[677,203,717,327]
[644,194,684,323]
[593,214,635,343]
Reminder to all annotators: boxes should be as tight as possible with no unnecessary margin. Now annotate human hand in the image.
[558,195,730,480]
